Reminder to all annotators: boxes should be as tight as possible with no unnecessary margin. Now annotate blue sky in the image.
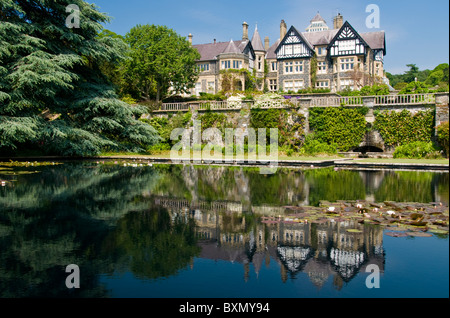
[91,0,449,75]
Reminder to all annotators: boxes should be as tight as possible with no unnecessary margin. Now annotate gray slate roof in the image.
[251,26,265,51]
[223,39,240,54]
[311,12,326,23]
[193,23,385,61]
[193,39,250,61]
[265,39,280,59]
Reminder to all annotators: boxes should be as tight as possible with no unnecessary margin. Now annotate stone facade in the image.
[190,12,386,96]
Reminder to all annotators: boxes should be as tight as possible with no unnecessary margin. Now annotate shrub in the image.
[299,134,337,155]
[147,143,171,153]
[393,141,440,159]
[308,107,368,151]
[437,121,449,157]
[373,109,434,147]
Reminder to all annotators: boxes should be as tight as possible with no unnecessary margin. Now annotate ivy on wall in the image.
[308,107,369,151]
[250,108,306,150]
[373,109,435,147]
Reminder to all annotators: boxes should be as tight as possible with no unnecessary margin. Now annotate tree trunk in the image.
[156,81,161,102]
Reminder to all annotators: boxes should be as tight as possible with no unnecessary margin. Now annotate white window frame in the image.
[318,61,327,74]
[284,60,303,74]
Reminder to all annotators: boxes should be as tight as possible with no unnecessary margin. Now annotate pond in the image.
[0,161,448,301]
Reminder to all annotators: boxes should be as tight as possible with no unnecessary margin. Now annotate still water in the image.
[0,161,448,298]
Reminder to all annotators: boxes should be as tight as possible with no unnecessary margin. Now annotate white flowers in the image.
[387,210,396,216]
[356,203,363,209]
[327,206,336,212]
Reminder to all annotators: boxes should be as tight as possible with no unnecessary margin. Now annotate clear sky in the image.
[90,0,449,75]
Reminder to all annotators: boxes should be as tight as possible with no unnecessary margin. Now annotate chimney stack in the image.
[188,33,192,44]
[333,13,343,29]
[280,20,287,40]
[264,36,270,51]
[214,38,216,44]
[242,21,249,40]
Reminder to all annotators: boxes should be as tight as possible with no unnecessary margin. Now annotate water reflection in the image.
[161,201,384,288]
[0,162,447,297]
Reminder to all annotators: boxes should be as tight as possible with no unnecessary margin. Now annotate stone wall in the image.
[151,92,449,153]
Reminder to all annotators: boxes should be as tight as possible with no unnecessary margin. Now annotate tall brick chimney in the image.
[280,20,287,40]
[333,13,343,29]
[242,21,249,40]
[264,36,270,51]
[188,33,192,45]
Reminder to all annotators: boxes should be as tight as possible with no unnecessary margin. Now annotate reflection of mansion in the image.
[157,197,384,287]
[189,12,386,95]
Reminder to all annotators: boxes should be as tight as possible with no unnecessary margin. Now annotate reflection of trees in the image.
[100,204,200,280]
[437,173,449,205]
[248,169,307,205]
[0,163,162,297]
[374,171,441,203]
[304,168,366,206]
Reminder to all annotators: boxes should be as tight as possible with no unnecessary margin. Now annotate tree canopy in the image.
[386,63,449,91]
[124,24,200,102]
[0,0,160,156]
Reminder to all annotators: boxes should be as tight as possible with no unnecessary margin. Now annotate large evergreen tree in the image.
[0,0,160,156]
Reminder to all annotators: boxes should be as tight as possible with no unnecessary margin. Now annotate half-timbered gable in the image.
[327,21,369,58]
[275,26,314,60]
[188,14,387,95]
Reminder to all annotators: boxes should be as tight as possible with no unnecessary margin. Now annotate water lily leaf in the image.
[405,231,433,237]
[386,226,406,231]
[346,229,363,233]
[385,232,408,237]
[428,229,449,235]
[410,213,423,220]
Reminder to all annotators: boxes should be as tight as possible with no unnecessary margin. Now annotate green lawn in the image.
[353,158,449,165]
[99,151,449,165]
[99,151,343,161]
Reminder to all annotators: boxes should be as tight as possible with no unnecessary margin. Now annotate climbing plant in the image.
[373,109,435,147]
[250,109,305,150]
[308,107,368,151]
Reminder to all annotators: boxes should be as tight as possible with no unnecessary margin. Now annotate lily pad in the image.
[385,232,408,237]
[428,229,449,235]
[405,231,433,237]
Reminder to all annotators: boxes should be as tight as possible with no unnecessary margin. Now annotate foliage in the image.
[338,84,390,96]
[308,107,368,151]
[197,109,231,132]
[120,95,138,105]
[0,0,160,156]
[250,108,305,150]
[198,92,227,101]
[373,109,435,147]
[282,88,331,94]
[393,141,441,159]
[436,121,449,157]
[398,81,430,94]
[124,24,200,101]
[310,55,318,88]
[142,111,191,145]
[299,134,338,155]
[386,63,449,88]
[359,84,390,96]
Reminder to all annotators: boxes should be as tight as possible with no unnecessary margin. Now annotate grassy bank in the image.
[353,158,449,165]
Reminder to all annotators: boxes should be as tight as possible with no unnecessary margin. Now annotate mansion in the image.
[189,12,386,95]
